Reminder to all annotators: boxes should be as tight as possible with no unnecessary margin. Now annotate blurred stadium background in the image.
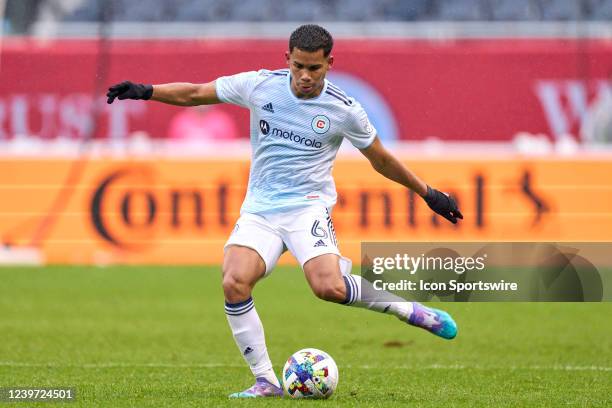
[0,0,611,265]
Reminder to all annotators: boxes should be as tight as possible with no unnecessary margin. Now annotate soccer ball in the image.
[282,348,338,399]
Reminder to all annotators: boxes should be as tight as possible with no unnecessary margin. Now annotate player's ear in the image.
[327,55,334,69]
[285,51,290,65]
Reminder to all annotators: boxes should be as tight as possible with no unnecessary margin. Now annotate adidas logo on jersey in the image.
[262,102,274,113]
[314,239,327,248]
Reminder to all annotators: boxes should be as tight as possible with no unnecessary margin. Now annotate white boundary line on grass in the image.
[0,362,610,372]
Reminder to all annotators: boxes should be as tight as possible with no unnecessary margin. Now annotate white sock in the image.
[342,274,414,321]
[225,297,280,388]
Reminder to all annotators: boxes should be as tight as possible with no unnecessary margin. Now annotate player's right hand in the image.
[424,185,463,224]
[106,81,153,104]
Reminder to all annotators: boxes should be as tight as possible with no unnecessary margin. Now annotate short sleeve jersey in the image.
[215,68,376,214]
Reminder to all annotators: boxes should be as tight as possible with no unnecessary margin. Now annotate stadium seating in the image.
[380,0,430,21]
[172,0,225,22]
[58,0,612,22]
[437,0,486,20]
[489,0,541,21]
[279,0,336,22]
[540,0,584,20]
[333,0,383,22]
[588,0,612,19]
[4,0,612,36]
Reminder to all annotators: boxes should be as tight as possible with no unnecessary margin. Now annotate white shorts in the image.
[225,205,349,276]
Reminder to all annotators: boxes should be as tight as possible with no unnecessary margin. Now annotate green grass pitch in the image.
[0,266,610,407]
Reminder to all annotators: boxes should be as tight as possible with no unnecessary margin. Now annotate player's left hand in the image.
[423,186,463,224]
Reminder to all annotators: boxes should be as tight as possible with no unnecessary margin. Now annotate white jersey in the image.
[215,68,376,214]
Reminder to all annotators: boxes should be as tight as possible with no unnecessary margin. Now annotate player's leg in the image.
[223,214,284,398]
[284,206,457,340]
[302,254,457,339]
[222,245,265,303]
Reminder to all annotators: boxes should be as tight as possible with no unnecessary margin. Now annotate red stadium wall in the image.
[1,38,611,142]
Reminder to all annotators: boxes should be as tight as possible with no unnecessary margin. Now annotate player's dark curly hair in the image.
[289,24,334,57]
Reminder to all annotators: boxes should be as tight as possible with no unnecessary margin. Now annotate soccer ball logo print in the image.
[311,115,330,134]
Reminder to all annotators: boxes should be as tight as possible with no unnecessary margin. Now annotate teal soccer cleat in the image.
[408,303,458,340]
[229,377,284,398]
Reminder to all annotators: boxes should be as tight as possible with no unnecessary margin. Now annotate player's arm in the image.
[360,136,463,224]
[106,80,221,106]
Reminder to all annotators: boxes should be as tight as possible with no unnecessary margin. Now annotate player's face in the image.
[286,48,333,99]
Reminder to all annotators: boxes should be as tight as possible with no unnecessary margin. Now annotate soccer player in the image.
[107,24,463,398]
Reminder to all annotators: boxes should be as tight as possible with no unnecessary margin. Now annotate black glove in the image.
[424,185,463,224]
[106,81,153,104]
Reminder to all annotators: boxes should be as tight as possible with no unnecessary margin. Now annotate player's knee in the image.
[222,272,251,302]
[311,279,345,303]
